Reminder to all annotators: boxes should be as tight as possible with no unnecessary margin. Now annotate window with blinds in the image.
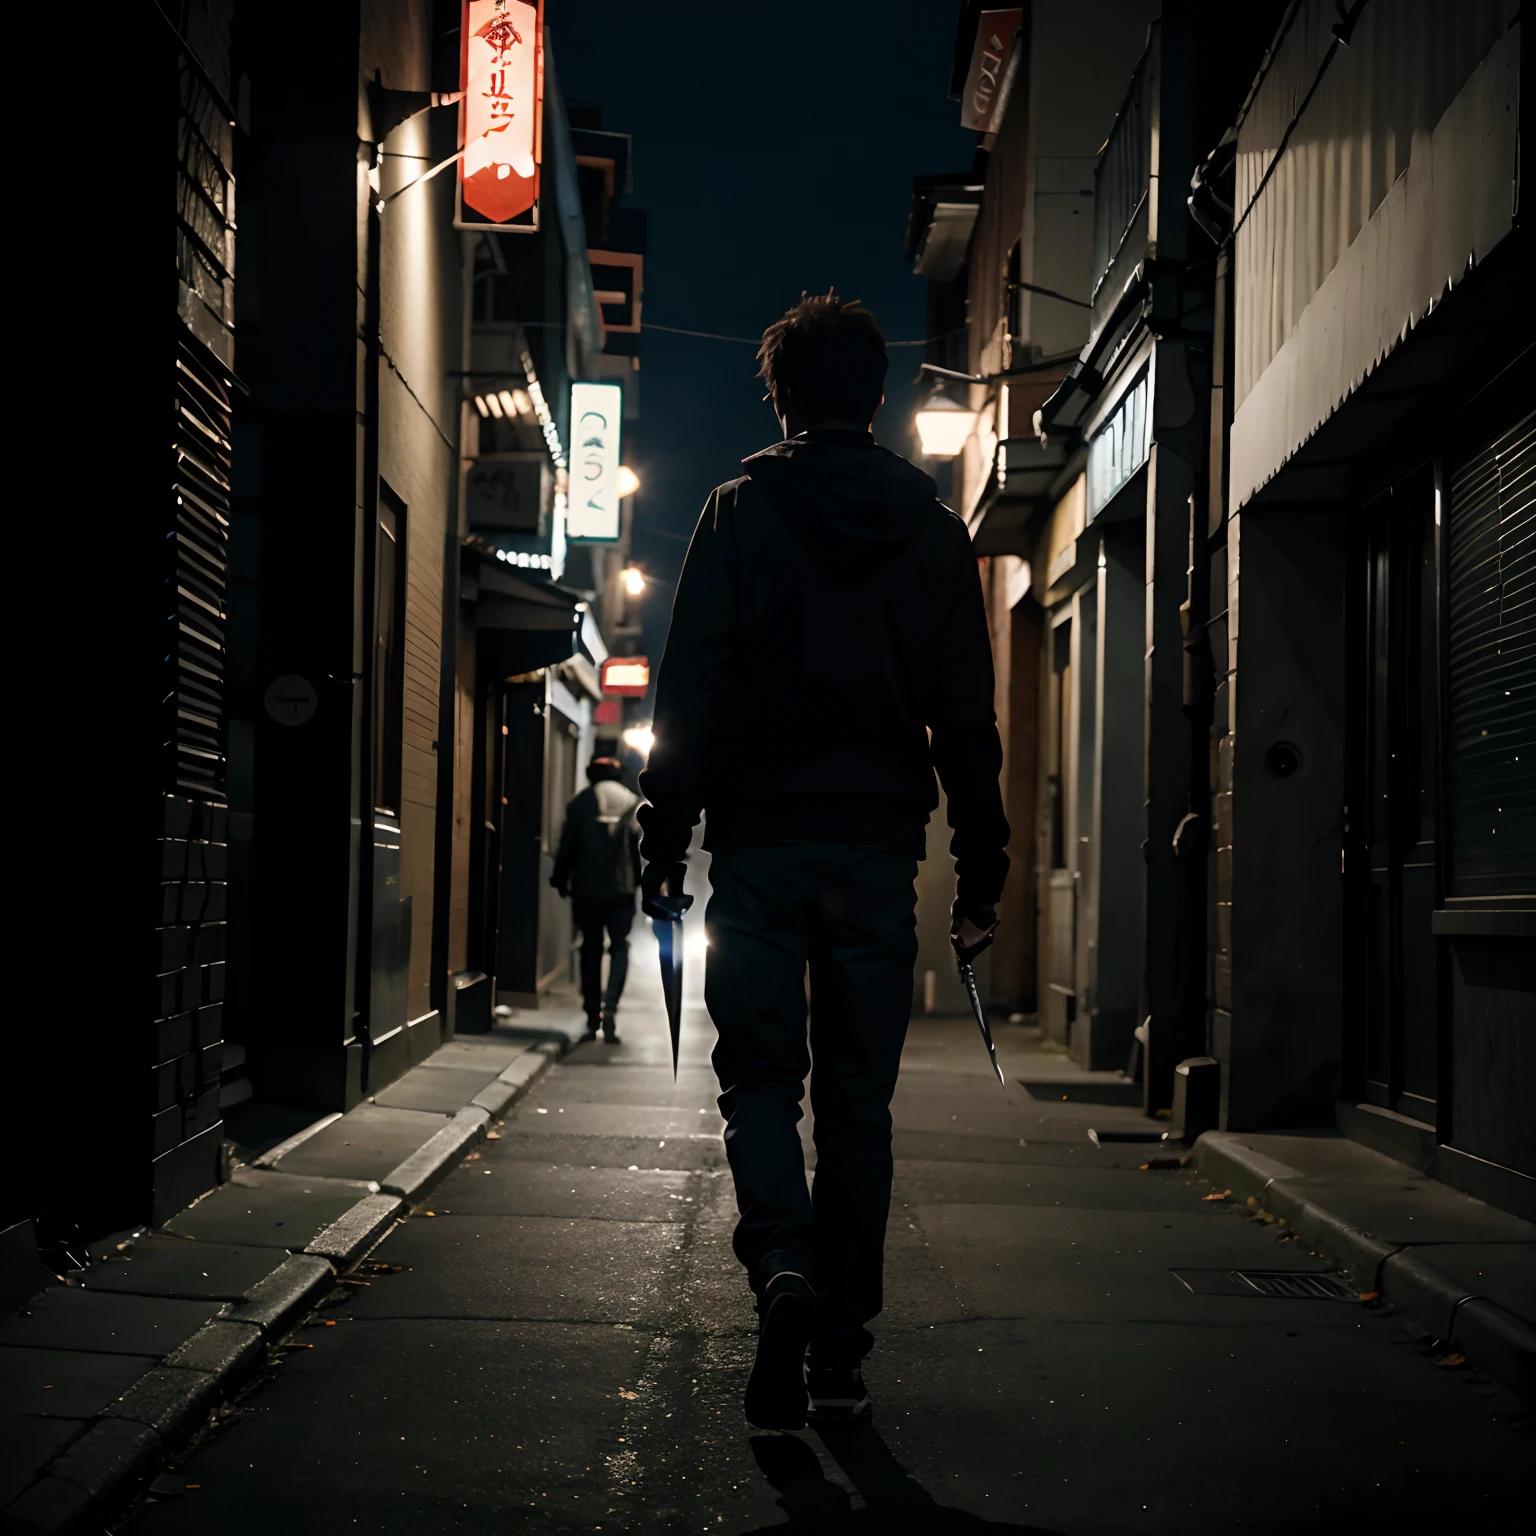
[1446,407,1535,898]
[171,339,230,797]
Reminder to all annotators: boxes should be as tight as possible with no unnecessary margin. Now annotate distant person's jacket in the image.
[553,779,642,900]
[638,428,1010,904]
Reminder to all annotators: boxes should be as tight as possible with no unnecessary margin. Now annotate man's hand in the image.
[641,860,692,920]
[549,875,570,899]
[950,900,998,963]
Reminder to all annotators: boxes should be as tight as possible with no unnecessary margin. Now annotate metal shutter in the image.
[1446,407,1535,897]
[170,340,230,797]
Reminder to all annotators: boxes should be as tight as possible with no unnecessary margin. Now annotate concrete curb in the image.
[4,1420,161,1533]
[304,1192,405,1267]
[164,1318,265,1379]
[223,1253,336,1335]
[103,1366,225,1444]
[471,1040,561,1117]
[379,1105,490,1201]
[1455,1297,1536,1407]
[1194,1131,1536,1408]
[5,1032,564,1532]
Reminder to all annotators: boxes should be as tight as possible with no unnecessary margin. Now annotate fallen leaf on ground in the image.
[1203,1189,1231,1201]
[1358,1290,1380,1302]
[465,1152,482,1162]
[618,1390,639,1400]
[1436,1352,1467,1369]
[486,1131,502,1140]
[280,1342,313,1351]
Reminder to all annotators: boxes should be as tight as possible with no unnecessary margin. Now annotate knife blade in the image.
[653,914,684,1079]
[959,958,1006,1089]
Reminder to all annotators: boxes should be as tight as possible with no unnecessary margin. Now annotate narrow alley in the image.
[122,900,1527,1534]
[9,4,1532,1531]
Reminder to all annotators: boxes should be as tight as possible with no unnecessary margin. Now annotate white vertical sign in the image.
[567,381,623,541]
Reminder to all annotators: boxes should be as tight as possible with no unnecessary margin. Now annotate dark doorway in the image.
[467,667,506,990]
[1043,614,1075,1044]
[374,489,407,814]
[367,485,411,1082]
[1359,464,1440,1124]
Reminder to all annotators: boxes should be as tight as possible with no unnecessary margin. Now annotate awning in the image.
[1036,278,1151,442]
[462,545,582,676]
[966,435,1073,556]
[905,175,983,283]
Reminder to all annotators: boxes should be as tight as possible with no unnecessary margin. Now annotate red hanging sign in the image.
[601,657,650,698]
[459,0,543,226]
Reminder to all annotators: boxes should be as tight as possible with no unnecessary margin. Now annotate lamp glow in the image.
[622,565,645,596]
[484,392,505,419]
[622,725,654,757]
[511,387,534,417]
[473,395,490,418]
[616,465,641,499]
[914,391,977,460]
[497,389,518,417]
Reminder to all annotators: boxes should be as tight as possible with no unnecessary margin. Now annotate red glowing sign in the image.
[600,657,650,698]
[459,0,543,226]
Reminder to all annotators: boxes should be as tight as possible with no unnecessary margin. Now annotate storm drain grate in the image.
[1172,1268,1358,1301]
[1234,1270,1357,1301]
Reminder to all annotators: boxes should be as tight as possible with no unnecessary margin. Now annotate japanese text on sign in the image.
[566,381,623,542]
[459,0,542,224]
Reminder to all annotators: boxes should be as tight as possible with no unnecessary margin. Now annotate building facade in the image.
[908,2,1530,1216]
[10,0,640,1266]
[1200,0,1531,1211]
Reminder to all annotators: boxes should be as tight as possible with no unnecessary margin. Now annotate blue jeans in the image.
[705,841,919,1364]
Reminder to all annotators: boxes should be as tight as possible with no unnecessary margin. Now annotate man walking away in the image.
[638,293,1009,1430]
[552,756,641,1043]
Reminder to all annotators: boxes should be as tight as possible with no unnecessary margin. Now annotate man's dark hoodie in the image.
[638,430,1009,904]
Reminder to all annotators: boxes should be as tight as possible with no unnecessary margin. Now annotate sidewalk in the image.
[1195,1127,1536,1407]
[105,936,1531,1534]
[1,999,584,1533]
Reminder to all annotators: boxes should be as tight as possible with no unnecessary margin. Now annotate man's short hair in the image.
[757,292,888,427]
[587,756,623,782]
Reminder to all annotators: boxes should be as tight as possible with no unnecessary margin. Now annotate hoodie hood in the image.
[741,430,943,577]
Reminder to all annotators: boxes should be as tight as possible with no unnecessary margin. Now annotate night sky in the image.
[554,0,977,659]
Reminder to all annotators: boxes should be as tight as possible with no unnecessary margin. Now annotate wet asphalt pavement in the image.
[127,911,1529,1534]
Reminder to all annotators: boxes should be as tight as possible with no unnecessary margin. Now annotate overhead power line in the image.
[644,322,969,349]
[499,318,969,349]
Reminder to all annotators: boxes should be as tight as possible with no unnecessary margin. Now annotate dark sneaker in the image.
[806,1360,870,1423]
[744,1274,815,1430]
[579,1026,599,1043]
[602,1028,621,1044]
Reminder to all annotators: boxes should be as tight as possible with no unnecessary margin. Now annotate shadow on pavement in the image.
[740,1427,1064,1533]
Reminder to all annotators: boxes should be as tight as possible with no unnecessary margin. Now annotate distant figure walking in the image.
[639,294,1009,1430]
[551,757,641,1043]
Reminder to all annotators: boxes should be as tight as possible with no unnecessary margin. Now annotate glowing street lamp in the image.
[622,724,655,757]
[622,565,646,597]
[914,389,977,460]
[616,465,640,499]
